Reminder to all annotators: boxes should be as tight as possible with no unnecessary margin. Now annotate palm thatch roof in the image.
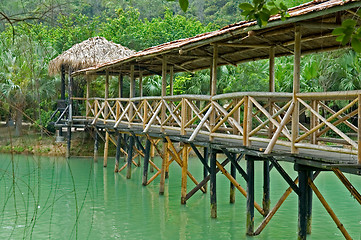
[48,36,136,75]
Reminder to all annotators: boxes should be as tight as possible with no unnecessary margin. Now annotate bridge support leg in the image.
[159,139,168,195]
[230,153,236,204]
[210,149,217,218]
[93,129,98,162]
[203,147,209,192]
[142,139,151,186]
[103,131,109,167]
[298,168,308,240]
[66,126,71,158]
[246,155,255,235]
[126,135,135,179]
[150,144,155,173]
[307,171,313,234]
[181,143,189,204]
[263,159,270,215]
[115,132,121,173]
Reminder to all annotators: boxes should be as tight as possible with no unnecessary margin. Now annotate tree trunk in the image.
[15,107,23,136]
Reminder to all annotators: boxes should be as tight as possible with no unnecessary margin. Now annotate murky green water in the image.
[0,153,360,239]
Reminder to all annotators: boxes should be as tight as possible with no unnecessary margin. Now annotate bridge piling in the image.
[126,135,135,179]
[142,139,151,186]
[114,132,121,172]
[210,149,217,218]
[263,160,270,216]
[246,155,255,236]
[230,153,236,204]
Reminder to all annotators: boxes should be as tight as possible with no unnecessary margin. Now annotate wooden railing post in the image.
[181,98,187,135]
[243,96,252,146]
[233,98,240,135]
[143,99,148,129]
[310,100,317,144]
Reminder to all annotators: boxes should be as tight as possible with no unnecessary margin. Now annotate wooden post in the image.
[246,155,255,236]
[94,129,98,162]
[104,131,109,167]
[210,45,218,141]
[263,160,270,216]
[210,149,217,218]
[159,138,168,195]
[115,132,121,172]
[105,70,109,122]
[169,65,174,96]
[203,147,209,192]
[230,153,236,203]
[181,143,189,204]
[161,56,167,131]
[129,65,135,125]
[298,168,308,240]
[311,100,317,144]
[358,94,361,164]
[86,75,90,118]
[142,138,151,185]
[243,97,253,146]
[139,73,143,98]
[59,65,66,137]
[66,66,73,159]
[126,135,135,179]
[268,46,275,139]
[292,26,301,154]
[118,74,123,98]
[150,143,155,173]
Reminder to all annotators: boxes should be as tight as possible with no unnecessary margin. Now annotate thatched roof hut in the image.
[48,36,136,75]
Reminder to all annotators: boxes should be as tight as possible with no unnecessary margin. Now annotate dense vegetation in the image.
[1,0,361,136]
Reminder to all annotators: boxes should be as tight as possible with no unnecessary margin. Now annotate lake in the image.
[0,153,360,239]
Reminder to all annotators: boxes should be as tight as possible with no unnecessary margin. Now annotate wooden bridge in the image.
[49,1,361,239]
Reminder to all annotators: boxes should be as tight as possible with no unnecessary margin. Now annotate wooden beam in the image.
[216,42,270,48]
[155,56,193,73]
[300,22,341,29]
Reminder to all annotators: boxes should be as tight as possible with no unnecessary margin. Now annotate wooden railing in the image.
[72,90,361,162]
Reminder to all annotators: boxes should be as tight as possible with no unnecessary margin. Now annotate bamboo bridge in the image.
[49,1,361,239]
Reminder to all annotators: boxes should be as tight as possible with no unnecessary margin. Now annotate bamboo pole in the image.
[332,168,361,205]
[93,129,98,162]
[254,177,299,235]
[210,45,218,141]
[264,102,294,154]
[268,46,275,140]
[139,73,143,98]
[292,26,301,154]
[161,57,167,132]
[86,75,90,118]
[181,144,189,204]
[308,178,352,240]
[104,131,109,167]
[170,65,174,96]
[118,73,123,98]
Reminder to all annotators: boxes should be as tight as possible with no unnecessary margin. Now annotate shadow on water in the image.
[0,152,360,239]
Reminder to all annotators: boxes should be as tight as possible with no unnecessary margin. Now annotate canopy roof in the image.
[73,0,361,78]
[48,36,136,75]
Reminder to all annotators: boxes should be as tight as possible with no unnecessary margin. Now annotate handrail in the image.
[73,91,361,163]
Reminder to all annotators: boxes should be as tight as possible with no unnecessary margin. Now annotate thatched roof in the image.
[48,36,136,75]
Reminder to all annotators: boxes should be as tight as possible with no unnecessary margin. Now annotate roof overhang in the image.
[72,0,361,78]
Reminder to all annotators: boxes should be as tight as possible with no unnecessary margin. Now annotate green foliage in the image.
[333,11,361,53]
[239,0,289,27]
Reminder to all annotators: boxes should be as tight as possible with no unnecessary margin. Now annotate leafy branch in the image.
[332,9,361,52]
[239,0,289,27]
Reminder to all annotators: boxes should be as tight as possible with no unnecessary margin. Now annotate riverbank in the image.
[0,124,96,157]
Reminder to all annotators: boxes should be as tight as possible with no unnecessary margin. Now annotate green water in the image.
[0,153,360,239]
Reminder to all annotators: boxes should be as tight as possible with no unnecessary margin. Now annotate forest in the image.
[1,0,361,136]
